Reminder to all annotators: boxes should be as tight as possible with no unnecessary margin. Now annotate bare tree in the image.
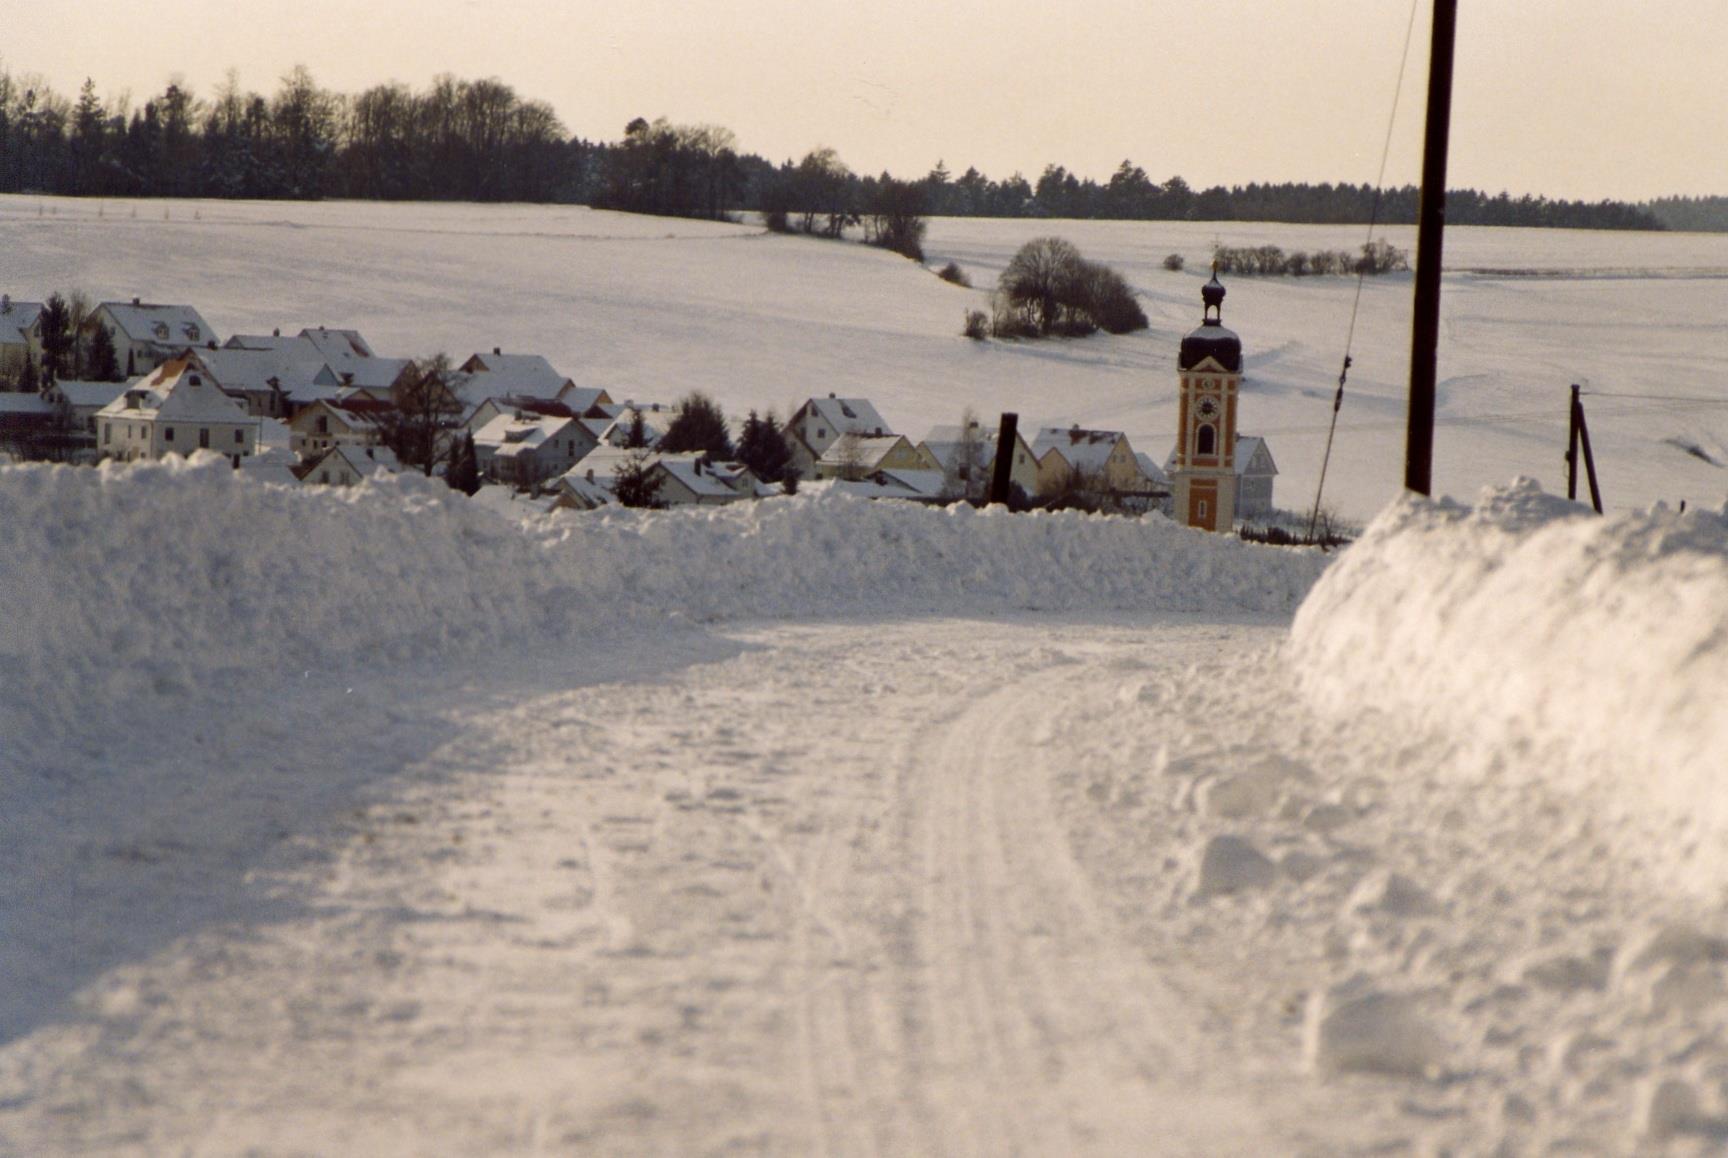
[383,353,464,476]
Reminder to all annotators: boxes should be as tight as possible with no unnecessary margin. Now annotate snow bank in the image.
[1,456,1327,745]
[1291,478,1728,889]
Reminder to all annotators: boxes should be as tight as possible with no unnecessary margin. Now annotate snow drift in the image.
[1,455,1327,747]
[1291,478,1728,889]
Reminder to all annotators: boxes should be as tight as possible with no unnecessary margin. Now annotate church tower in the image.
[1171,272,1242,531]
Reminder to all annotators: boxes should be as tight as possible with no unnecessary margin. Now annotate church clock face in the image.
[1196,397,1220,421]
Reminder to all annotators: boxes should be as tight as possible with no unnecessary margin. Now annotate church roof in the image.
[1178,273,1242,372]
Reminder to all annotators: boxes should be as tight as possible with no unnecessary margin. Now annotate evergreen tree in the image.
[736,410,792,483]
[623,408,649,448]
[37,294,73,383]
[86,321,121,381]
[18,352,40,394]
[611,450,664,508]
[446,431,481,495]
[659,391,734,459]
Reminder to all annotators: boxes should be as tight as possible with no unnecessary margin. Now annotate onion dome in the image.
[1178,273,1242,372]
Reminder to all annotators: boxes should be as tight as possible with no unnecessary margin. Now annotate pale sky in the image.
[10,0,1728,202]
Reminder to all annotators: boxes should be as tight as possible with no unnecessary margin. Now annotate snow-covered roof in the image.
[553,473,615,509]
[0,298,44,347]
[800,395,891,437]
[95,301,215,349]
[919,423,1000,473]
[1133,452,1171,487]
[1031,427,1126,473]
[48,380,129,409]
[97,361,255,423]
[190,347,338,399]
[239,447,302,486]
[556,384,610,413]
[873,468,947,499]
[456,352,571,404]
[473,413,581,458]
[0,393,53,417]
[658,455,752,499]
[818,433,912,472]
[312,443,401,480]
[299,327,375,360]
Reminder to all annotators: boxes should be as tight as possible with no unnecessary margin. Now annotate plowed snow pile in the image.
[1291,477,1728,890]
[0,455,1325,750]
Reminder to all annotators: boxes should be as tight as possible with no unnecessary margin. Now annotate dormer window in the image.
[184,324,200,340]
[153,322,170,340]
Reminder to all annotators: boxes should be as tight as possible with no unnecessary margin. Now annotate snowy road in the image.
[3,610,1722,1154]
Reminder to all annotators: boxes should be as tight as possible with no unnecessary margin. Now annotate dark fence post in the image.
[989,413,1019,506]
[1576,398,1603,514]
[1567,384,1581,502]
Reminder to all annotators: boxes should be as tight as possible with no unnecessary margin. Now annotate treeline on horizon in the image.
[0,64,1705,232]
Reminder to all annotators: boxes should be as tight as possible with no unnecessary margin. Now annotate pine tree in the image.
[611,450,664,508]
[86,322,121,381]
[446,431,481,495]
[659,391,733,459]
[736,409,792,483]
[37,294,73,384]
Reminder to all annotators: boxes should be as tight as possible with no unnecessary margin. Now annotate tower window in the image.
[1197,424,1216,456]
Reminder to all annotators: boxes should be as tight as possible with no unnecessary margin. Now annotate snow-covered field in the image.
[5,198,1728,1153]
[5,193,1727,522]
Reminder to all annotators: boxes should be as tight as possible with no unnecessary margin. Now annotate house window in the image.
[316,415,329,434]
[1198,500,1209,520]
[164,427,174,442]
[199,428,210,448]
[234,429,244,444]
[102,425,110,445]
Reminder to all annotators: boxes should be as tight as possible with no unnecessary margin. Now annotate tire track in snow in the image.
[906,663,1186,1153]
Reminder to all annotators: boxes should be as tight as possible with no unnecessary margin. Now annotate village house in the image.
[916,420,1041,501]
[562,446,764,508]
[179,346,340,418]
[464,394,576,433]
[814,432,924,481]
[287,399,388,460]
[1030,426,1149,499]
[472,411,597,488]
[450,350,582,417]
[43,379,130,449]
[95,360,260,466]
[238,447,304,487]
[0,295,45,368]
[225,327,416,398]
[786,395,893,477]
[84,299,216,376]
[302,443,402,486]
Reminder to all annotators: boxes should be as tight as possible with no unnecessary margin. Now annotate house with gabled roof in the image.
[562,446,761,507]
[0,296,45,366]
[450,349,580,415]
[43,379,130,447]
[464,394,576,433]
[224,327,415,397]
[288,399,387,461]
[85,299,216,376]
[180,346,341,418]
[473,411,597,488]
[95,359,260,466]
[814,432,925,481]
[303,443,401,487]
[1030,426,1147,499]
[916,419,1040,501]
[786,394,893,477]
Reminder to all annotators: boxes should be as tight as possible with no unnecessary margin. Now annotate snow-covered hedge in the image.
[2,455,1329,740]
[1291,479,1728,889]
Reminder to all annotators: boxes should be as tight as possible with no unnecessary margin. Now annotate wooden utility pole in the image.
[1405,0,1459,497]
[1567,384,1603,513]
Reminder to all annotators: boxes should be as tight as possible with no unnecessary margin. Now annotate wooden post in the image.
[1576,399,1604,514]
[1404,0,1459,497]
[1567,384,1581,502]
[989,413,1019,506]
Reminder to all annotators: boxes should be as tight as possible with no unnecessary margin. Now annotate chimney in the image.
[493,346,501,356]
[132,296,141,306]
[207,340,216,349]
[272,327,281,337]
[828,392,836,399]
